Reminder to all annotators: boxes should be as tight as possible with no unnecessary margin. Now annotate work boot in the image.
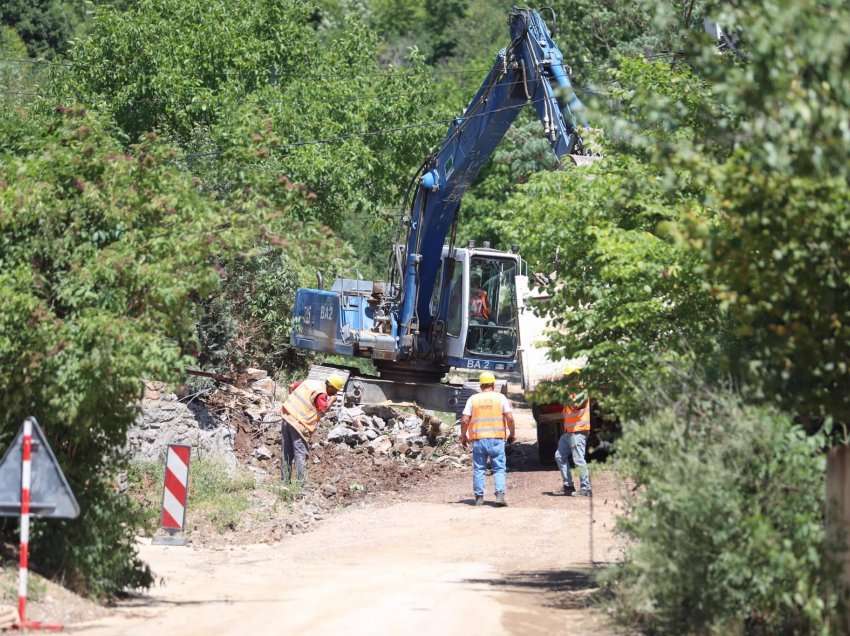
[563,485,576,496]
[494,492,507,507]
[474,495,484,506]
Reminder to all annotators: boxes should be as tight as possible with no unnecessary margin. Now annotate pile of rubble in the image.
[193,368,470,476]
[325,404,463,464]
[131,369,471,543]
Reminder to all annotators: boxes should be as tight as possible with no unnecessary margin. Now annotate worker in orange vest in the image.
[555,368,592,496]
[461,371,515,506]
[280,373,345,485]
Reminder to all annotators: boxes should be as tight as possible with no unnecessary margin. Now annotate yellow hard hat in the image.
[326,374,345,391]
[479,371,496,385]
[563,366,581,376]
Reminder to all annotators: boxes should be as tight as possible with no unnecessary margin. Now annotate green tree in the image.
[62,0,315,143]
[503,57,723,418]
[689,0,850,428]
[0,0,82,57]
[0,104,291,594]
[607,387,841,633]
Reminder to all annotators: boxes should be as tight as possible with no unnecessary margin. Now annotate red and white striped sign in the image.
[17,417,62,631]
[160,445,191,531]
[18,417,33,624]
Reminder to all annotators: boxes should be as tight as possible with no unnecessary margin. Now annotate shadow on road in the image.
[462,567,609,610]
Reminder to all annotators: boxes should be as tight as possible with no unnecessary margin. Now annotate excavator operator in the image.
[469,273,491,322]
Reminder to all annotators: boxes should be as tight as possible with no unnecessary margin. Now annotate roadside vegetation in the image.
[606,383,840,633]
[2,0,849,630]
[128,459,256,536]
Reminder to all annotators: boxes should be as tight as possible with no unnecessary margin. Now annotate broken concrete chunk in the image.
[362,404,401,421]
[400,415,421,431]
[368,435,393,456]
[254,445,272,460]
[251,378,277,398]
[327,425,355,444]
[245,368,268,381]
[337,406,364,425]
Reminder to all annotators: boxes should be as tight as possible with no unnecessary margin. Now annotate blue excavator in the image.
[290,7,593,414]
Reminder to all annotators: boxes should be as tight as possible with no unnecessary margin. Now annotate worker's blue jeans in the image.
[555,432,591,491]
[472,438,506,496]
[281,420,308,485]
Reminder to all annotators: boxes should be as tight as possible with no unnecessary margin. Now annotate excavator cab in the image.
[433,243,522,373]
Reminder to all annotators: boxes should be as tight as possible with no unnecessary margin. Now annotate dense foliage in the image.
[608,386,841,634]
[693,1,850,427]
[0,0,82,57]
[0,106,230,594]
[505,56,725,417]
[2,0,849,622]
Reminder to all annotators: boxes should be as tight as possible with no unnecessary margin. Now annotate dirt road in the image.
[76,410,623,635]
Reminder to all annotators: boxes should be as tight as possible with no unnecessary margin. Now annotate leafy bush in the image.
[605,386,843,634]
[0,105,274,596]
[196,248,307,373]
[127,459,256,536]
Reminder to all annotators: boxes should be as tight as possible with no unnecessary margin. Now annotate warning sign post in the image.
[153,444,191,546]
[0,417,79,632]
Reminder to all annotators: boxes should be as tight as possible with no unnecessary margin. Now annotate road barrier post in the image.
[0,417,80,631]
[153,444,191,546]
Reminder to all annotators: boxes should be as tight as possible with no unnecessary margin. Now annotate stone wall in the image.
[128,382,237,469]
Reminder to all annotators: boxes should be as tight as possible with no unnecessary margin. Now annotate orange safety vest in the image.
[563,399,590,433]
[468,392,507,440]
[282,379,324,438]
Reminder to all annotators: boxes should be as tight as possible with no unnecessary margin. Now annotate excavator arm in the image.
[395,8,590,347]
[291,8,591,395]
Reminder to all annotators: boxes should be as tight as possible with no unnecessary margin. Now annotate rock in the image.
[327,425,355,444]
[368,435,393,456]
[337,406,364,425]
[130,396,238,469]
[365,428,379,441]
[254,445,272,460]
[245,368,268,381]
[371,416,388,431]
[321,483,337,498]
[406,446,422,459]
[362,404,401,421]
[392,431,415,445]
[252,378,278,398]
[401,415,421,431]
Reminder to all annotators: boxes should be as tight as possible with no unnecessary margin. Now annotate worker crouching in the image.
[461,371,515,507]
[280,373,345,486]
